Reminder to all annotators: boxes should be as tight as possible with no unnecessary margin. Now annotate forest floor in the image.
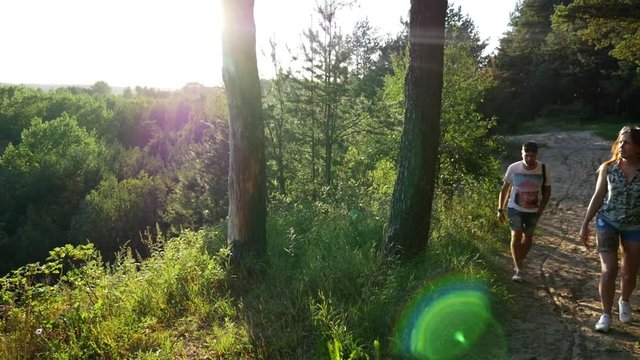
[496,130,640,359]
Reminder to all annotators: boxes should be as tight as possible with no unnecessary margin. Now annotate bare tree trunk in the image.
[221,0,267,264]
[384,0,447,258]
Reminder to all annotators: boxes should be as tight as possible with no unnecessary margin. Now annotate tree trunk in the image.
[324,102,333,186]
[221,0,267,264]
[383,0,447,258]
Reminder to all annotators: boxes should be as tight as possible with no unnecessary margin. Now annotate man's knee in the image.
[601,266,618,281]
[511,229,523,239]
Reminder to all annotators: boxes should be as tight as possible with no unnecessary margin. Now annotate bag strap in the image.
[542,163,546,186]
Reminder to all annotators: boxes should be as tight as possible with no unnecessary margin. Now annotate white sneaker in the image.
[619,298,632,323]
[595,314,611,333]
[511,270,523,283]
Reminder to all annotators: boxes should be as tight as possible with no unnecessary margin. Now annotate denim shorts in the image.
[507,208,540,235]
[596,216,640,253]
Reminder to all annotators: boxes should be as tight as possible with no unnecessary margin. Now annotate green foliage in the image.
[548,1,640,120]
[0,86,47,150]
[45,89,117,138]
[440,19,500,189]
[0,163,508,360]
[164,116,229,230]
[364,158,397,217]
[0,84,230,275]
[244,175,506,358]
[486,0,573,128]
[0,229,237,359]
[91,81,112,96]
[70,173,167,258]
[0,244,98,357]
[488,0,640,131]
[0,2,524,357]
[264,0,395,199]
[554,0,640,66]
[0,114,108,272]
[378,5,501,191]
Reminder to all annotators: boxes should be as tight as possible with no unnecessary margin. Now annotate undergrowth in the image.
[0,181,510,359]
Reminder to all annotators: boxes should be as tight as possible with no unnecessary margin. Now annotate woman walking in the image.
[580,126,640,333]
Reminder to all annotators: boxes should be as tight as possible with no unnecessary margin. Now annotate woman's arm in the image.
[579,165,608,249]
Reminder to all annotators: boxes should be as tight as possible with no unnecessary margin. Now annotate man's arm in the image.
[498,182,511,210]
[539,185,551,215]
[498,181,511,222]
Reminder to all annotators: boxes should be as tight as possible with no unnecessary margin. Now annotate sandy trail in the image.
[497,131,640,359]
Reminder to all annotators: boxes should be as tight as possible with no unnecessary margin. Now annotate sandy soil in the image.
[497,131,640,359]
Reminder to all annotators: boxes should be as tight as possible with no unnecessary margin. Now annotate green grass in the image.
[515,117,638,141]
[0,182,511,359]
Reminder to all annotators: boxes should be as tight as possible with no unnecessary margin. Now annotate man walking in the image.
[498,141,551,282]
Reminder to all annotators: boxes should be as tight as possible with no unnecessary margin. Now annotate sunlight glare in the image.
[0,0,224,89]
[393,275,506,360]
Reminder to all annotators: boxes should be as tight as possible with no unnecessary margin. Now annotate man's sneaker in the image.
[595,314,611,333]
[619,298,632,323]
[511,270,523,283]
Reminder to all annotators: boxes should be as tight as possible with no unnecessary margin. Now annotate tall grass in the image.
[0,181,509,359]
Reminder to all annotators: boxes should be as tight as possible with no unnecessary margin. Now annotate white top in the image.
[503,160,551,213]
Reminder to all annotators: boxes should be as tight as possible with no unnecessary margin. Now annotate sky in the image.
[0,0,516,90]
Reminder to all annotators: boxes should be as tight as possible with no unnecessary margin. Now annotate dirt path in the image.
[499,131,640,359]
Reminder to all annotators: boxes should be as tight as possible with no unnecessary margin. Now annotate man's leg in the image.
[510,229,524,271]
[519,211,539,267]
[521,233,533,264]
[507,208,525,272]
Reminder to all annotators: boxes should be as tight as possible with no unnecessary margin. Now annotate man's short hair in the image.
[522,141,538,153]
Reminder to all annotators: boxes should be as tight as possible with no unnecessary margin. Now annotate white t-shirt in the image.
[503,160,551,213]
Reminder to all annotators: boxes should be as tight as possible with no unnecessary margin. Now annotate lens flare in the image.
[393,275,505,360]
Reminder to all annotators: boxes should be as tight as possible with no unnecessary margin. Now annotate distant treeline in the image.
[0,83,230,274]
[485,0,640,131]
[0,83,131,95]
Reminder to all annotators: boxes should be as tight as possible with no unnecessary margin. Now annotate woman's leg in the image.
[600,251,619,315]
[620,240,640,301]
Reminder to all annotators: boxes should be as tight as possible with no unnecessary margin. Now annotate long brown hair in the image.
[600,126,640,171]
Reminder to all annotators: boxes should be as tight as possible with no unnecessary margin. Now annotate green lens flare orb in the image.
[454,331,466,344]
[393,276,505,360]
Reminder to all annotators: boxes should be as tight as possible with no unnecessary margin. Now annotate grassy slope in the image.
[1,182,510,359]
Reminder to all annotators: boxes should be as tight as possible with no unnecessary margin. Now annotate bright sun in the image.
[1,1,512,89]
[0,0,224,89]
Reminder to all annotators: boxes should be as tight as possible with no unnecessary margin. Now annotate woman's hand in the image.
[579,225,591,251]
